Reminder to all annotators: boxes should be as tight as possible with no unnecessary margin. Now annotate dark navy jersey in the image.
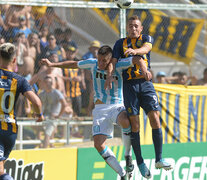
[0,68,32,133]
[113,34,153,81]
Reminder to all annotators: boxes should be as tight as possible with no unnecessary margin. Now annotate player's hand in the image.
[40,58,52,67]
[104,76,113,90]
[143,71,152,81]
[36,114,44,122]
[124,48,136,56]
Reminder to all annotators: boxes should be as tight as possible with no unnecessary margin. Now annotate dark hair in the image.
[98,45,112,55]
[204,68,207,73]
[127,15,141,25]
[64,28,72,36]
[0,43,16,61]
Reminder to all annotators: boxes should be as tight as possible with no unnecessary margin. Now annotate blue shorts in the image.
[0,129,17,161]
[123,79,159,116]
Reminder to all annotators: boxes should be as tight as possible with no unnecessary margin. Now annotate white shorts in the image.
[92,104,125,138]
[43,120,57,136]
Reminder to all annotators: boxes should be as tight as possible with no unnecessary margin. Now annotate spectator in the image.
[43,33,66,62]
[31,6,47,31]
[54,28,64,45]
[27,33,41,61]
[197,68,207,86]
[39,76,68,148]
[62,45,84,116]
[61,28,78,53]
[0,5,9,35]
[0,35,5,45]
[30,52,65,95]
[82,40,101,59]
[39,25,49,50]
[156,71,166,83]
[4,5,31,40]
[14,32,29,67]
[38,7,66,33]
[13,15,32,38]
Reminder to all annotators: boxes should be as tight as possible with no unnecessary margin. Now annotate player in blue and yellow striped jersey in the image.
[106,15,172,179]
[0,43,44,180]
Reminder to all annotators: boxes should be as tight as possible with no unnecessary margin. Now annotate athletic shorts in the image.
[92,104,125,138]
[43,120,57,136]
[123,79,159,116]
[0,129,17,161]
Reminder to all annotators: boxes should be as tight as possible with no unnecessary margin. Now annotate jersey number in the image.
[1,91,15,113]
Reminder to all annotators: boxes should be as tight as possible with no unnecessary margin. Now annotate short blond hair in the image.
[127,15,142,24]
[0,43,16,61]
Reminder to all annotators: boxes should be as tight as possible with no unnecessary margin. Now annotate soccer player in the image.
[105,15,172,179]
[41,45,148,179]
[0,43,44,180]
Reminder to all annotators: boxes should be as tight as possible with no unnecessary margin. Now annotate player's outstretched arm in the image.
[132,56,152,81]
[24,91,44,122]
[40,58,79,69]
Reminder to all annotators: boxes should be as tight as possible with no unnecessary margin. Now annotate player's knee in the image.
[0,174,14,180]
[129,116,140,132]
[117,111,130,128]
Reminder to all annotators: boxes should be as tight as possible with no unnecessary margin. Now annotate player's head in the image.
[0,43,16,62]
[127,15,143,38]
[97,45,112,70]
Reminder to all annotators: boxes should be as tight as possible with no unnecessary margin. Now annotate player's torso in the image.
[114,35,152,81]
[91,66,123,105]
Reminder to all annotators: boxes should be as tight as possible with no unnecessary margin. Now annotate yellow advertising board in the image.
[5,148,77,180]
[139,84,207,145]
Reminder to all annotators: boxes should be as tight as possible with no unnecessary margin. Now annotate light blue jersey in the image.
[78,58,133,105]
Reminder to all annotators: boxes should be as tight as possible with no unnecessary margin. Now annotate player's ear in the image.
[12,57,16,64]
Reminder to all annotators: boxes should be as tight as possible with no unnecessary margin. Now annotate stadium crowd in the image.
[0,5,206,148]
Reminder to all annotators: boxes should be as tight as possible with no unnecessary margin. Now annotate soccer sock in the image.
[122,125,132,156]
[152,128,163,162]
[0,173,13,180]
[130,131,143,165]
[100,146,126,177]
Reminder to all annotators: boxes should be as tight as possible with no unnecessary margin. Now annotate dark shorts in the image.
[0,129,17,161]
[123,79,159,116]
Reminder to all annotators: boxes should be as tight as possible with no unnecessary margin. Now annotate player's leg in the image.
[128,115,151,179]
[148,111,172,170]
[123,81,151,179]
[93,135,126,177]
[0,132,16,180]
[141,80,172,170]
[117,111,134,174]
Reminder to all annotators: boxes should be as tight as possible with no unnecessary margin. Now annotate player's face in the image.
[98,53,112,70]
[127,19,143,38]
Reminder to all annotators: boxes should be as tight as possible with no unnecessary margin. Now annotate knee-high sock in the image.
[122,126,132,157]
[152,128,163,162]
[100,146,125,177]
[130,132,143,165]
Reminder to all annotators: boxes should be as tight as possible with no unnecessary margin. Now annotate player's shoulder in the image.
[141,34,154,42]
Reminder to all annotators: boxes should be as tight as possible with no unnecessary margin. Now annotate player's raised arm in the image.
[104,58,118,90]
[41,58,79,69]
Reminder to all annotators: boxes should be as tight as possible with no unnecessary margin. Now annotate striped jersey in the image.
[0,68,32,133]
[113,34,153,81]
[78,58,133,105]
